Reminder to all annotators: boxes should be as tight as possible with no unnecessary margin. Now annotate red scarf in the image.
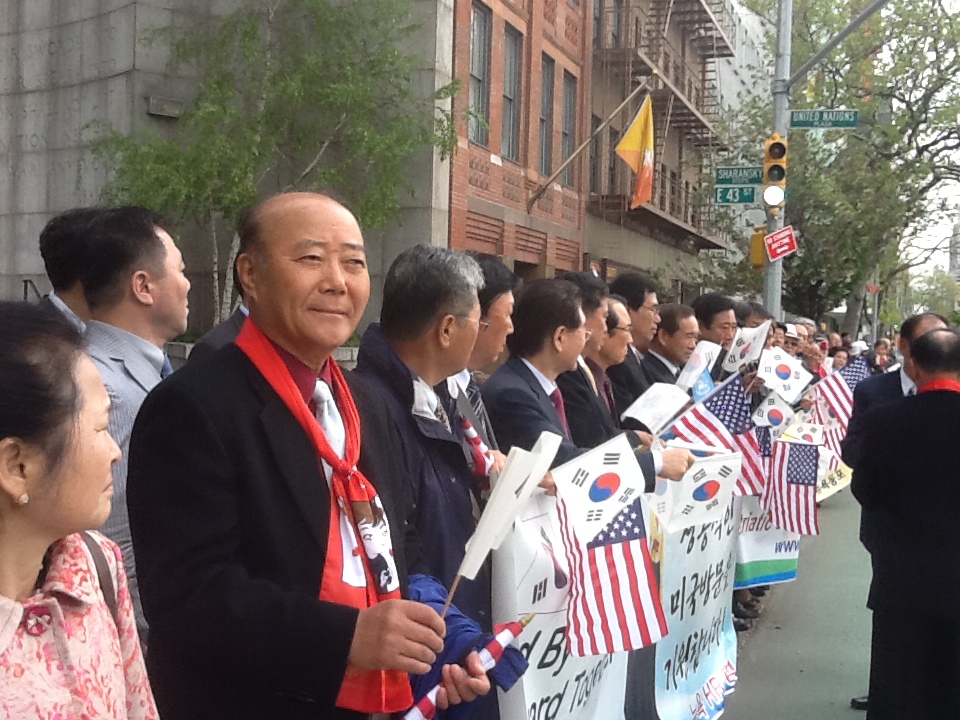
[235,319,412,714]
[919,378,960,394]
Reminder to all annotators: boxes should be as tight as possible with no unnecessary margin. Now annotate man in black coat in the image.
[127,193,486,720]
[482,279,693,487]
[852,328,960,720]
[606,273,661,419]
[641,303,698,386]
[841,311,947,712]
[691,292,737,380]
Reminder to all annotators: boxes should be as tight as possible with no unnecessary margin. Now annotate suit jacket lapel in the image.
[509,357,566,433]
[249,367,330,549]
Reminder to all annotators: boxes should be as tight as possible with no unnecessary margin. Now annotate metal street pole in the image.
[763,0,792,319]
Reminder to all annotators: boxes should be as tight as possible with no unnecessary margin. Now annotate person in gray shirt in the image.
[82,206,191,638]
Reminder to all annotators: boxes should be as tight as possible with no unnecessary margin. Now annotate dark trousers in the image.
[867,608,960,720]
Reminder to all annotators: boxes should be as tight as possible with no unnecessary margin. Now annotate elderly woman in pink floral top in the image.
[0,303,157,719]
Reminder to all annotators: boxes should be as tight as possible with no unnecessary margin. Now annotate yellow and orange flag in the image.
[615,95,655,209]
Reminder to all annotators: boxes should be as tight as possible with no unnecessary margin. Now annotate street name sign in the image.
[714,186,756,204]
[715,166,763,185]
[790,109,859,129]
[764,225,798,262]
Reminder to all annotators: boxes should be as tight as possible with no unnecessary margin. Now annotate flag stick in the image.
[441,575,462,619]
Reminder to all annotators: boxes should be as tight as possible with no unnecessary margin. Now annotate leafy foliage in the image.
[92,0,458,320]
[701,0,960,326]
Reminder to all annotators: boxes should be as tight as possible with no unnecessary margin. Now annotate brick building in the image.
[450,0,593,279]
[586,0,735,298]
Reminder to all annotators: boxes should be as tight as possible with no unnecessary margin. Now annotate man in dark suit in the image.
[691,292,737,380]
[842,311,948,712]
[188,265,248,363]
[482,279,693,487]
[852,327,960,720]
[607,273,660,419]
[642,303,699,386]
[556,271,613,444]
[126,193,487,720]
[37,207,99,331]
[446,255,521,450]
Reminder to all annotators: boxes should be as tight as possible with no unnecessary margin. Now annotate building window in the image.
[469,2,492,146]
[590,115,602,193]
[593,0,602,49]
[539,54,555,177]
[612,0,623,47]
[561,72,577,187]
[608,128,620,194]
[502,25,522,163]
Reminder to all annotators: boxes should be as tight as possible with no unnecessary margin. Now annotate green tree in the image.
[93,0,458,323]
[702,0,960,327]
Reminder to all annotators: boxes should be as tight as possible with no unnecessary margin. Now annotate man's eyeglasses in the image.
[479,319,491,329]
[611,325,633,335]
[640,304,659,315]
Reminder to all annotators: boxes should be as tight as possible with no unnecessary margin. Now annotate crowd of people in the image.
[1,191,956,720]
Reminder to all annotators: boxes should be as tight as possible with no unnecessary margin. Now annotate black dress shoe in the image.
[850,695,868,710]
[733,616,752,632]
[733,601,760,619]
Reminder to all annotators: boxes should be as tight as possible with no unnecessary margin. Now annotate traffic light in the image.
[749,226,767,271]
[762,133,788,207]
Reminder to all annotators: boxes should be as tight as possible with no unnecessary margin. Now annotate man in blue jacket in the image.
[355,246,493,625]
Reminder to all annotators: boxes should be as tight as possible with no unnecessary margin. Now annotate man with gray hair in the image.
[355,245,495,636]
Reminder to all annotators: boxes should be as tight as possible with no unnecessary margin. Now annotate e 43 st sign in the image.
[714,186,756,204]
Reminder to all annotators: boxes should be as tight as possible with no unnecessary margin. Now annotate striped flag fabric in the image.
[403,618,531,720]
[764,441,820,535]
[669,373,766,496]
[811,400,845,456]
[557,496,668,656]
[814,358,871,431]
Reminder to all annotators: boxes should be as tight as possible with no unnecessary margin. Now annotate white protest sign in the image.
[723,321,771,373]
[551,435,646,542]
[677,341,722,391]
[734,495,800,589]
[756,349,814,404]
[815,447,852,502]
[654,500,740,720]
[460,432,562,580]
[493,493,629,720]
[650,453,742,532]
[621,383,691,435]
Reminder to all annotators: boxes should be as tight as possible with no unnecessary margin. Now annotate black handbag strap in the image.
[81,531,118,623]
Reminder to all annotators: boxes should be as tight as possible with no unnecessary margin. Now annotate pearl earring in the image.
[16,493,29,506]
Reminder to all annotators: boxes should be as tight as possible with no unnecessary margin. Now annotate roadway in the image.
[725,488,873,719]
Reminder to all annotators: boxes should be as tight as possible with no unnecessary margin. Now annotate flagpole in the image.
[440,575,462,619]
[526,72,657,212]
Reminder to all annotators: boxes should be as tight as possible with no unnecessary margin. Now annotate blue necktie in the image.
[161,355,174,379]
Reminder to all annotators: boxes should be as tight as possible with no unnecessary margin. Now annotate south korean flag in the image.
[757,348,814,404]
[752,392,796,437]
[651,452,742,531]
[550,434,647,542]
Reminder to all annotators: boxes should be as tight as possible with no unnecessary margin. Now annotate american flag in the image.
[755,425,774,475]
[811,400,844,456]
[814,359,871,431]
[557,496,668,656]
[670,374,766,496]
[763,441,820,535]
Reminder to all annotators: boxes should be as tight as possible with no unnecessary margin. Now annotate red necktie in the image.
[550,388,570,438]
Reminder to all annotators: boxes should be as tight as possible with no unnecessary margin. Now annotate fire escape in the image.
[590,0,735,251]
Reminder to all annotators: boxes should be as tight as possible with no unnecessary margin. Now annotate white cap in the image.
[784,323,799,339]
[850,340,868,356]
